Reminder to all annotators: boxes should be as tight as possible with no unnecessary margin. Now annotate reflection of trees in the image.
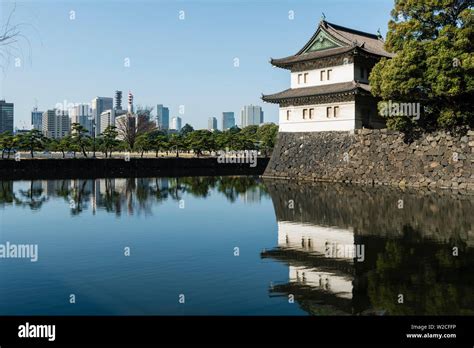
[99,178,121,216]
[217,176,264,202]
[264,227,474,316]
[14,180,47,210]
[367,226,474,315]
[69,180,91,215]
[0,176,267,216]
[264,179,474,315]
[0,181,14,206]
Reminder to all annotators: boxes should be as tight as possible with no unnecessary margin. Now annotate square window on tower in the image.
[326,107,332,118]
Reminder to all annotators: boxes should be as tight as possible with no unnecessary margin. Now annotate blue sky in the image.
[1,0,394,130]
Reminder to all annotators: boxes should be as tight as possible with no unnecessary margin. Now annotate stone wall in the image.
[263,129,474,191]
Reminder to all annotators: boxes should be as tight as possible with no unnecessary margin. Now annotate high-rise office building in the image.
[171,116,182,131]
[70,104,93,135]
[0,100,14,134]
[240,105,264,127]
[31,107,43,131]
[222,112,235,130]
[100,109,117,133]
[115,91,123,110]
[92,97,113,135]
[99,109,115,134]
[42,109,70,139]
[208,117,217,131]
[156,104,170,130]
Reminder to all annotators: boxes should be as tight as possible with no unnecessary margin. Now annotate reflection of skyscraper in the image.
[31,180,43,192]
[42,180,71,197]
[156,178,169,190]
[241,188,261,204]
[222,112,235,130]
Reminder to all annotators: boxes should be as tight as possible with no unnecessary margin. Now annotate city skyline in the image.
[7,93,270,133]
[1,0,393,130]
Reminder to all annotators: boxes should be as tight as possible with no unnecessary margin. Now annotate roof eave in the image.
[270,47,356,69]
[262,85,372,104]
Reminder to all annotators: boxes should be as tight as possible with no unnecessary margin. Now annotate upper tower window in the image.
[326,107,332,118]
[303,109,308,119]
[298,72,309,84]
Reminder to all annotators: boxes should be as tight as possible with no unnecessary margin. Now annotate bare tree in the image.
[116,113,156,149]
[135,105,154,120]
[0,3,34,71]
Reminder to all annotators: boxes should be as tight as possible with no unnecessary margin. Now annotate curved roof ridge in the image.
[270,20,393,69]
[324,20,380,40]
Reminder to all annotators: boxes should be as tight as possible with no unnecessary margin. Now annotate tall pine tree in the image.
[370,0,473,131]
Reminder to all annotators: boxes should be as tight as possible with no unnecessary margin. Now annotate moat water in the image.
[0,176,472,315]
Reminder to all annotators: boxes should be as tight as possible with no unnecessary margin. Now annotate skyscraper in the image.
[42,109,70,139]
[70,104,93,135]
[114,91,123,110]
[222,112,235,130]
[92,97,113,135]
[171,116,182,131]
[208,117,217,131]
[156,104,170,130]
[0,100,14,134]
[127,92,134,114]
[31,107,43,131]
[99,109,115,134]
[240,105,264,127]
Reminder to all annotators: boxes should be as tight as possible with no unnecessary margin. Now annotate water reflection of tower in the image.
[263,222,357,315]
